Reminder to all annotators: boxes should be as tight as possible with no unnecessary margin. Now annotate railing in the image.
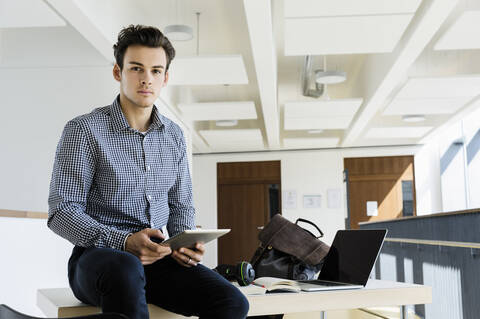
[385,238,480,250]
[361,209,480,319]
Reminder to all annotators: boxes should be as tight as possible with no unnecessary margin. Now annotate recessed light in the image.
[215,120,238,127]
[308,129,324,134]
[402,115,425,122]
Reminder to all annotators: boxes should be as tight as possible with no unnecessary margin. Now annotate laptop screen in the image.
[318,229,387,286]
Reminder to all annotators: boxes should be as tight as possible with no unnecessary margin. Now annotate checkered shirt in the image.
[47,96,195,250]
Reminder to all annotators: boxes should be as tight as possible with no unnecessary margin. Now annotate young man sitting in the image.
[48,24,249,319]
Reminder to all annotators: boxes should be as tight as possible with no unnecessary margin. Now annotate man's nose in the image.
[140,73,152,86]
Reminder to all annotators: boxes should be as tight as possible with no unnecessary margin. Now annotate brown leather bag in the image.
[250,214,330,280]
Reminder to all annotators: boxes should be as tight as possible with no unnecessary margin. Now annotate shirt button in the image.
[146,165,151,171]
[147,195,153,201]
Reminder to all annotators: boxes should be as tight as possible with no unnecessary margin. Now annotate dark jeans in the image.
[68,246,249,319]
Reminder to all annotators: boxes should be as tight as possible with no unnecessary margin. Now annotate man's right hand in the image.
[125,228,172,265]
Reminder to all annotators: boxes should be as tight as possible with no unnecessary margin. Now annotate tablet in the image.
[160,229,231,250]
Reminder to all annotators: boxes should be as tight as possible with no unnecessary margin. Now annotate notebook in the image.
[297,229,387,291]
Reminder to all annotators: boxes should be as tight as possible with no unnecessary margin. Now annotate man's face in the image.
[113,45,169,108]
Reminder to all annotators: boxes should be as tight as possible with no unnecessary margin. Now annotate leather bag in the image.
[250,214,330,280]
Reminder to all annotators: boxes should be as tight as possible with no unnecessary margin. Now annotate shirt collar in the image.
[150,104,164,130]
[110,95,164,132]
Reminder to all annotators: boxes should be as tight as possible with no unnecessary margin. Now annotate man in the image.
[48,25,249,319]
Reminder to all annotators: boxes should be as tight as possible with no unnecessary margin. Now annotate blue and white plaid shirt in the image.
[48,96,195,250]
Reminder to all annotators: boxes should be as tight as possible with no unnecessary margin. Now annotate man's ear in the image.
[113,64,122,82]
[163,71,169,87]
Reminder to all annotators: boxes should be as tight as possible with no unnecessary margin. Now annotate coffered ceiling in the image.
[2,0,480,153]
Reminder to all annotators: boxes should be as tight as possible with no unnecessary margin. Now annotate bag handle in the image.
[295,218,324,238]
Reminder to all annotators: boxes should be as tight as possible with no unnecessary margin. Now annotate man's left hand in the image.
[172,242,205,267]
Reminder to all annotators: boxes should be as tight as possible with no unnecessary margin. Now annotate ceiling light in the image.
[402,115,425,122]
[164,24,193,41]
[308,129,324,134]
[215,120,238,127]
[315,70,347,84]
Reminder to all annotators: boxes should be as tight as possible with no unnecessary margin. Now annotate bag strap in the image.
[295,218,324,238]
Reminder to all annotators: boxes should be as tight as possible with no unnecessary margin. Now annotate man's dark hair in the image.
[113,25,176,71]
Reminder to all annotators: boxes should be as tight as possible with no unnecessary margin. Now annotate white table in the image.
[37,279,431,318]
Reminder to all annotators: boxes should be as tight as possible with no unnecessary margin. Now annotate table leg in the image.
[400,305,407,319]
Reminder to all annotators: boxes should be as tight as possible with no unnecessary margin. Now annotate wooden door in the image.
[344,156,416,229]
[217,161,281,265]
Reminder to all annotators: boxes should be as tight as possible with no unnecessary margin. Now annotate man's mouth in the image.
[138,90,153,95]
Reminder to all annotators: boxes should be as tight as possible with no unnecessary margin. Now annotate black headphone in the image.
[213,261,255,286]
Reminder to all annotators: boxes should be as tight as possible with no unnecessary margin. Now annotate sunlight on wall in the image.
[423,262,463,319]
[379,253,397,282]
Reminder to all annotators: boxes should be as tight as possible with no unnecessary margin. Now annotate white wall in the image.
[428,106,480,212]
[464,106,480,208]
[0,217,73,316]
[414,140,444,215]
[0,67,117,212]
[192,144,444,268]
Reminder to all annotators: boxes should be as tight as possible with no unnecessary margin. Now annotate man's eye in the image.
[132,67,141,71]
[153,70,162,74]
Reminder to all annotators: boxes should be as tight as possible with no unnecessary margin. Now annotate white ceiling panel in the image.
[396,76,480,99]
[285,99,363,117]
[365,127,433,139]
[168,55,248,85]
[178,101,257,121]
[283,138,340,149]
[284,99,362,130]
[383,97,472,115]
[434,11,480,51]
[284,14,413,55]
[284,0,421,18]
[0,0,66,28]
[199,129,264,150]
[285,117,352,130]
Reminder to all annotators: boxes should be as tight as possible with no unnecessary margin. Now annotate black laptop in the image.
[297,229,387,291]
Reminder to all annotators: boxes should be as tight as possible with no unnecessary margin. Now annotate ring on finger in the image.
[187,257,191,264]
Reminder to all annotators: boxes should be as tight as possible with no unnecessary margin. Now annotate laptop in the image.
[297,229,387,291]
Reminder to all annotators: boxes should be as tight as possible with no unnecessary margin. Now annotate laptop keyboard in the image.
[298,280,349,286]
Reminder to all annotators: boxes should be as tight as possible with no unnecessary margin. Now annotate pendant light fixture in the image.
[315,56,347,85]
[164,0,193,41]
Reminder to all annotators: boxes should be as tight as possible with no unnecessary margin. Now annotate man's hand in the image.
[172,242,205,268]
[125,228,172,265]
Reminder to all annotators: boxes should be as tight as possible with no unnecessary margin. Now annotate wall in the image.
[0,217,73,316]
[424,105,480,213]
[192,144,444,267]
[414,139,444,215]
[0,67,117,212]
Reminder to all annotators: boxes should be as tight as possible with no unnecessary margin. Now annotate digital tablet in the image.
[154,229,231,250]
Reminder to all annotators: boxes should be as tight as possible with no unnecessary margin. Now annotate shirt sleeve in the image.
[167,128,196,236]
[47,120,130,250]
